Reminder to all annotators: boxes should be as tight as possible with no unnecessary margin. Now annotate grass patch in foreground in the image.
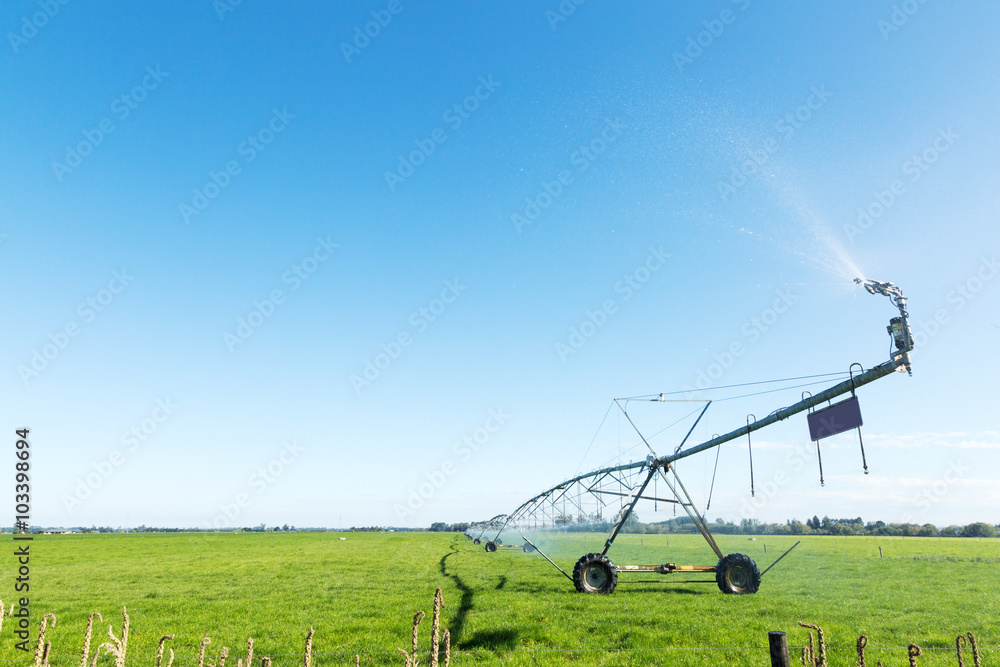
[3,532,996,665]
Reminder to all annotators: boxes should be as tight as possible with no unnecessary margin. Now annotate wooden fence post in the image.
[769,631,791,667]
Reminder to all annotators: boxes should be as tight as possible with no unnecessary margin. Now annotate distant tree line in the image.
[82,523,301,533]
[429,522,470,533]
[7,524,355,534]
[5,524,430,534]
[10,517,994,538]
[501,514,999,538]
[627,515,998,538]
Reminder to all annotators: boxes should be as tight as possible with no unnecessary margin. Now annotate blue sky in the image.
[2,1,998,529]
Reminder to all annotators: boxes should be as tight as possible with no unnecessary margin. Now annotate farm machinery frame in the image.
[472,278,914,595]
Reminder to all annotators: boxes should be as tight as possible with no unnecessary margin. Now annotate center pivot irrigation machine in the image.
[467,279,914,595]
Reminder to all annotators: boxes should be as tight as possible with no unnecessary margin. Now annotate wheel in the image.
[473,538,480,545]
[523,543,535,553]
[572,553,618,594]
[716,553,761,595]
[484,541,497,553]
[495,538,502,546]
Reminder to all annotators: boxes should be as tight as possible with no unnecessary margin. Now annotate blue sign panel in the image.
[807,396,863,441]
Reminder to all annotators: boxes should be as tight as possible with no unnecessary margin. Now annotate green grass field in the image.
[3,532,997,666]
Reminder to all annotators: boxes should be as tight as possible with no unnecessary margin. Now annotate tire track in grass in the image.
[440,539,521,651]
[438,541,475,644]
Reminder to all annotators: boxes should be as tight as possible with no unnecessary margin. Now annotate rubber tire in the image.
[715,553,761,595]
[572,553,618,594]
[484,541,497,553]
[473,538,480,545]
[495,538,503,546]
[523,543,535,553]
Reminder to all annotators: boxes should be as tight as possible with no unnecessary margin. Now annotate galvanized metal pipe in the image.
[494,357,903,543]
[659,358,901,467]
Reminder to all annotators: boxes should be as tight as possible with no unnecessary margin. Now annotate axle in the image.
[618,563,717,574]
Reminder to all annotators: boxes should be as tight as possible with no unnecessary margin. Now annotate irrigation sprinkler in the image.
[465,514,507,547]
[465,515,533,551]
[476,279,914,595]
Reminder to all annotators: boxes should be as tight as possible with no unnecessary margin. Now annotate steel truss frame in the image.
[474,279,913,594]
